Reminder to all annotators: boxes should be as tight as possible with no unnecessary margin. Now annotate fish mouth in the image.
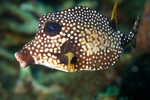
[14,52,27,68]
[14,49,35,68]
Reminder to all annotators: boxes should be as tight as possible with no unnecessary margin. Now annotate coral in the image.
[97,86,119,100]
[0,2,53,34]
[136,0,150,54]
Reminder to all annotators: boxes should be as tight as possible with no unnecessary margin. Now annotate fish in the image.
[14,3,140,72]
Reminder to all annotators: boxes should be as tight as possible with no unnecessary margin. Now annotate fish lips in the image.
[14,49,35,68]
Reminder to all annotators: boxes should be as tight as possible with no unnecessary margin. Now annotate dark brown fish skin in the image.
[14,6,140,72]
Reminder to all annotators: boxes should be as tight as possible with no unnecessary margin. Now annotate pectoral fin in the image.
[64,52,76,72]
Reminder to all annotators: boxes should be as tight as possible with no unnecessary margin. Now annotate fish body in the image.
[14,6,140,72]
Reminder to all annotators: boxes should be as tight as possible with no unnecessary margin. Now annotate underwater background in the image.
[0,0,150,100]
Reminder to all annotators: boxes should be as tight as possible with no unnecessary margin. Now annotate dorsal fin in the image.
[109,0,118,30]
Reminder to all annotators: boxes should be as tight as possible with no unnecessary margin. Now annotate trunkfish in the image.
[14,2,140,72]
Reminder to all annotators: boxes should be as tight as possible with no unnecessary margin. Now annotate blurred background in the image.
[0,0,150,100]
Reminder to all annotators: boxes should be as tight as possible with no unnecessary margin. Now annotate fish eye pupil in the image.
[49,25,55,31]
[44,22,61,36]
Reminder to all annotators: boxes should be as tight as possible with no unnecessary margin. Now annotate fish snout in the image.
[14,49,35,68]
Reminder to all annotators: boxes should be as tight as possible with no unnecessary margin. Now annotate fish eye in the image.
[44,22,61,36]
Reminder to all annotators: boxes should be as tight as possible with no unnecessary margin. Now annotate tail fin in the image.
[120,12,141,48]
[130,12,141,48]
[130,12,141,35]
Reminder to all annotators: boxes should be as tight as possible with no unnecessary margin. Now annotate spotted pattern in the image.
[14,6,140,72]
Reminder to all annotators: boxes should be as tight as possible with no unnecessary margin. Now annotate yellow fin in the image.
[64,52,75,72]
[111,0,118,25]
